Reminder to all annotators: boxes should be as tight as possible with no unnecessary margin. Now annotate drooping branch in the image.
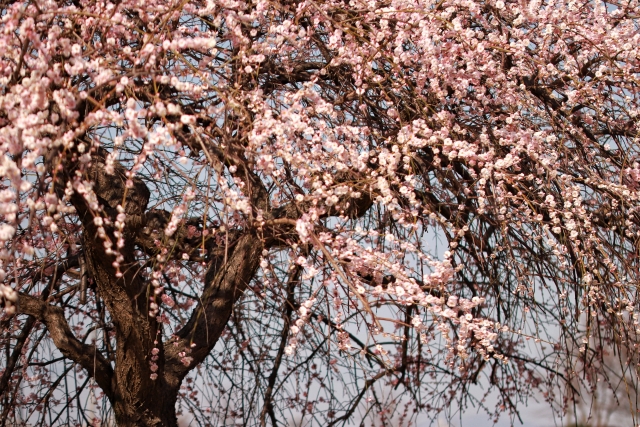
[259,264,302,427]
[1,255,84,398]
[0,316,36,398]
[16,294,114,400]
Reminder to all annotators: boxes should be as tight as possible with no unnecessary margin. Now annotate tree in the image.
[0,0,639,425]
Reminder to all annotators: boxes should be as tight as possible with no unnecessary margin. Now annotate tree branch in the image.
[164,233,264,381]
[16,294,114,400]
[0,316,36,397]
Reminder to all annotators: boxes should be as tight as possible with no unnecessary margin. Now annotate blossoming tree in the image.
[1,0,640,425]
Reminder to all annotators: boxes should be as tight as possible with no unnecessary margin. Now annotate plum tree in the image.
[1,0,640,426]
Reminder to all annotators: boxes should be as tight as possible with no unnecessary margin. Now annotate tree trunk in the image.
[112,387,179,427]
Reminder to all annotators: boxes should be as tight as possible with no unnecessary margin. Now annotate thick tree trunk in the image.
[112,387,179,427]
[83,236,183,427]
